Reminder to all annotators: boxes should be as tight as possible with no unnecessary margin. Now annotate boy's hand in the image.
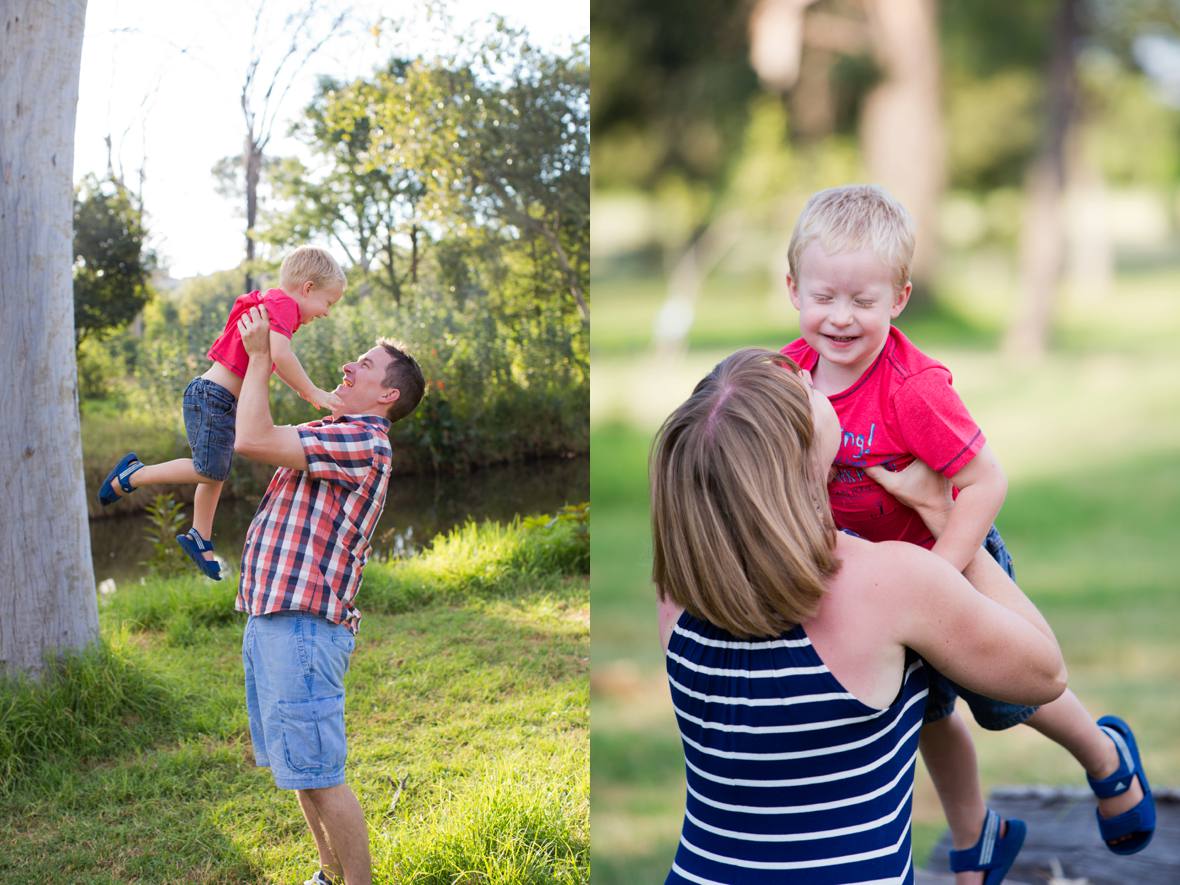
[865,458,953,515]
[305,386,345,412]
[238,305,271,357]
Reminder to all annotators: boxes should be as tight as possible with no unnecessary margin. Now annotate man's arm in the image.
[235,306,309,471]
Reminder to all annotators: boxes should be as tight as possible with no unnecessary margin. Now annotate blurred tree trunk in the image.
[861,0,945,300]
[1006,0,1082,358]
[0,0,99,679]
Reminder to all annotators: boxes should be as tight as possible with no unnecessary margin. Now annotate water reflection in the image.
[91,456,588,585]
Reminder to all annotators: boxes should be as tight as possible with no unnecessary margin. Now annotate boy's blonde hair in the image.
[649,348,839,639]
[788,184,915,291]
[279,246,346,292]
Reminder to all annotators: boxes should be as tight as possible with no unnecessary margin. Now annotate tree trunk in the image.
[0,0,99,679]
[861,0,945,297]
[244,136,261,292]
[1005,0,1081,358]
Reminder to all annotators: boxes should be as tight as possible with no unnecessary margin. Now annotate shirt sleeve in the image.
[892,367,985,478]
[262,292,300,339]
[298,423,377,490]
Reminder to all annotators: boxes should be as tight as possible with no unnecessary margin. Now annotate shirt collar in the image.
[323,413,392,432]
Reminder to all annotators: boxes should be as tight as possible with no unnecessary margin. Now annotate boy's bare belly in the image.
[201,361,244,398]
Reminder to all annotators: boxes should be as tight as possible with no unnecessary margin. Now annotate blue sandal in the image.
[949,809,1026,884]
[98,452,144,505]
[1088,715,1155,855]
[176,527,222,580]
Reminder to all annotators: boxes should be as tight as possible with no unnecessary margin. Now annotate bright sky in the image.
[75,0,588,278]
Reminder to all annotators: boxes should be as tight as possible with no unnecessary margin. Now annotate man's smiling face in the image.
[334,345,400,417]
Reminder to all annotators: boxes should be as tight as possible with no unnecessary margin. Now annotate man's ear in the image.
[378,387,401,406]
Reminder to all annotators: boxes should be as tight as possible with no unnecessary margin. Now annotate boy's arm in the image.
[867,445,1007,572]
[270,333,342,411]
[930,444,1007,571]
[235,308,309,471]
[270,332,339,412]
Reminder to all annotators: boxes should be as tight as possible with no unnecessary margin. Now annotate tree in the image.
[263,63,437,304]
[1005,0,1083,358]
[232,1,347,292]
[0,0,99,679]
[459,37,591,325]
[73,174,156,344]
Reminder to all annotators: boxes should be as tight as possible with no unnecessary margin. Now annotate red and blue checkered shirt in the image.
[236,414,392,633]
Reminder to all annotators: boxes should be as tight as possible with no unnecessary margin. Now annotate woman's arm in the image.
[885,541,1066,706]
[658,595,684,653]
[866,459,1065,704]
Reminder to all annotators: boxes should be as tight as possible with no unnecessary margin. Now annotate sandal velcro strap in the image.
[949,809,1026,884]
[176,528,222,581]
[1087,724,1135,798]
[1089,715,1155,855]
[98,452,144,506]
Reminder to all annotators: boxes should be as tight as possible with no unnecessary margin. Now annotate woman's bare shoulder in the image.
[832,534,945,606]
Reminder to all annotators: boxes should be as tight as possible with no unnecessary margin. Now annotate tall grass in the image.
[1,507,589,832]
[0,633,184,794]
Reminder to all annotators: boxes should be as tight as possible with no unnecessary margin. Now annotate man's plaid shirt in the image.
[236,414,392,633]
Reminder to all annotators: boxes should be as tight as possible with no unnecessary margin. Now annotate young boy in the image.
[781,185,1154,880]
[97,245,346,580]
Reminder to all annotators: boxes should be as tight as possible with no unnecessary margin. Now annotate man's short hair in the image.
[378,339,425,423]
[788,184,915,291]
[279,245,346,291]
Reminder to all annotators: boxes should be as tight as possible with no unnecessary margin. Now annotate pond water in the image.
[90,456,588,586]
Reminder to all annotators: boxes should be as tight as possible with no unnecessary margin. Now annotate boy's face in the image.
[788,242,910,386]
[296,281,344,323]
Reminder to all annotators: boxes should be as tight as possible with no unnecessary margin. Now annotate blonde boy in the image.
[97,246,346,580]
[781,185,1153,877]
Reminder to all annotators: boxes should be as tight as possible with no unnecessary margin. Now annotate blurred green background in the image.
[589,1,1180,881]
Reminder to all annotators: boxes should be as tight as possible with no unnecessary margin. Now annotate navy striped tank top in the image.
[665,610,928,884]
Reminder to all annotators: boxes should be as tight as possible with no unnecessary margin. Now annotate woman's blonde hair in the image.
[650,348,839,639]
[279,245,346,291]
[788,184,915,291]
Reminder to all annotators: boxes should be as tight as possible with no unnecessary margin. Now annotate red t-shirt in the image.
[206,289,302,377]
[782,326,985,548]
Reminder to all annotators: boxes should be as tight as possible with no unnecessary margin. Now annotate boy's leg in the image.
[920,712,987,885]
[117,457,206,490]
[297,789,345,884]
[298,784,371,885]
[1023,689,1145,820]
[191,479,224,562]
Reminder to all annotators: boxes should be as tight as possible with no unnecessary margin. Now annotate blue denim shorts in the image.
[242,611,356,790]
[182,377,237,481]
[923,526,1039,730]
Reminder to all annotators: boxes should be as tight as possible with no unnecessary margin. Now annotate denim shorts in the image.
[182,377,237,481]
[242,611,356,790]
[923,525,1039,730]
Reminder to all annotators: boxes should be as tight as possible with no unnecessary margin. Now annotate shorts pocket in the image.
[277,693,346,774]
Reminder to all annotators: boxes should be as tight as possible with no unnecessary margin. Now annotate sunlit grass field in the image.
[589,256,1180,883]
[0,515,589,884]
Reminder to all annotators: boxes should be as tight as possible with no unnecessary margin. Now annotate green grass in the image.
[589,255,1180,880]
[0,514,588,884]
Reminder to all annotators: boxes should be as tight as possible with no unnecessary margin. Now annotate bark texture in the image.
[0,0,99,678]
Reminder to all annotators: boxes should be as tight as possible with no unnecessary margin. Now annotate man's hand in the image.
[238,305,271,357]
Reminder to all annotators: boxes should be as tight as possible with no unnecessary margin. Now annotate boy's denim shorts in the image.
[923,525,1039,730]
[242,611,356,790]
[182,377,237,481]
